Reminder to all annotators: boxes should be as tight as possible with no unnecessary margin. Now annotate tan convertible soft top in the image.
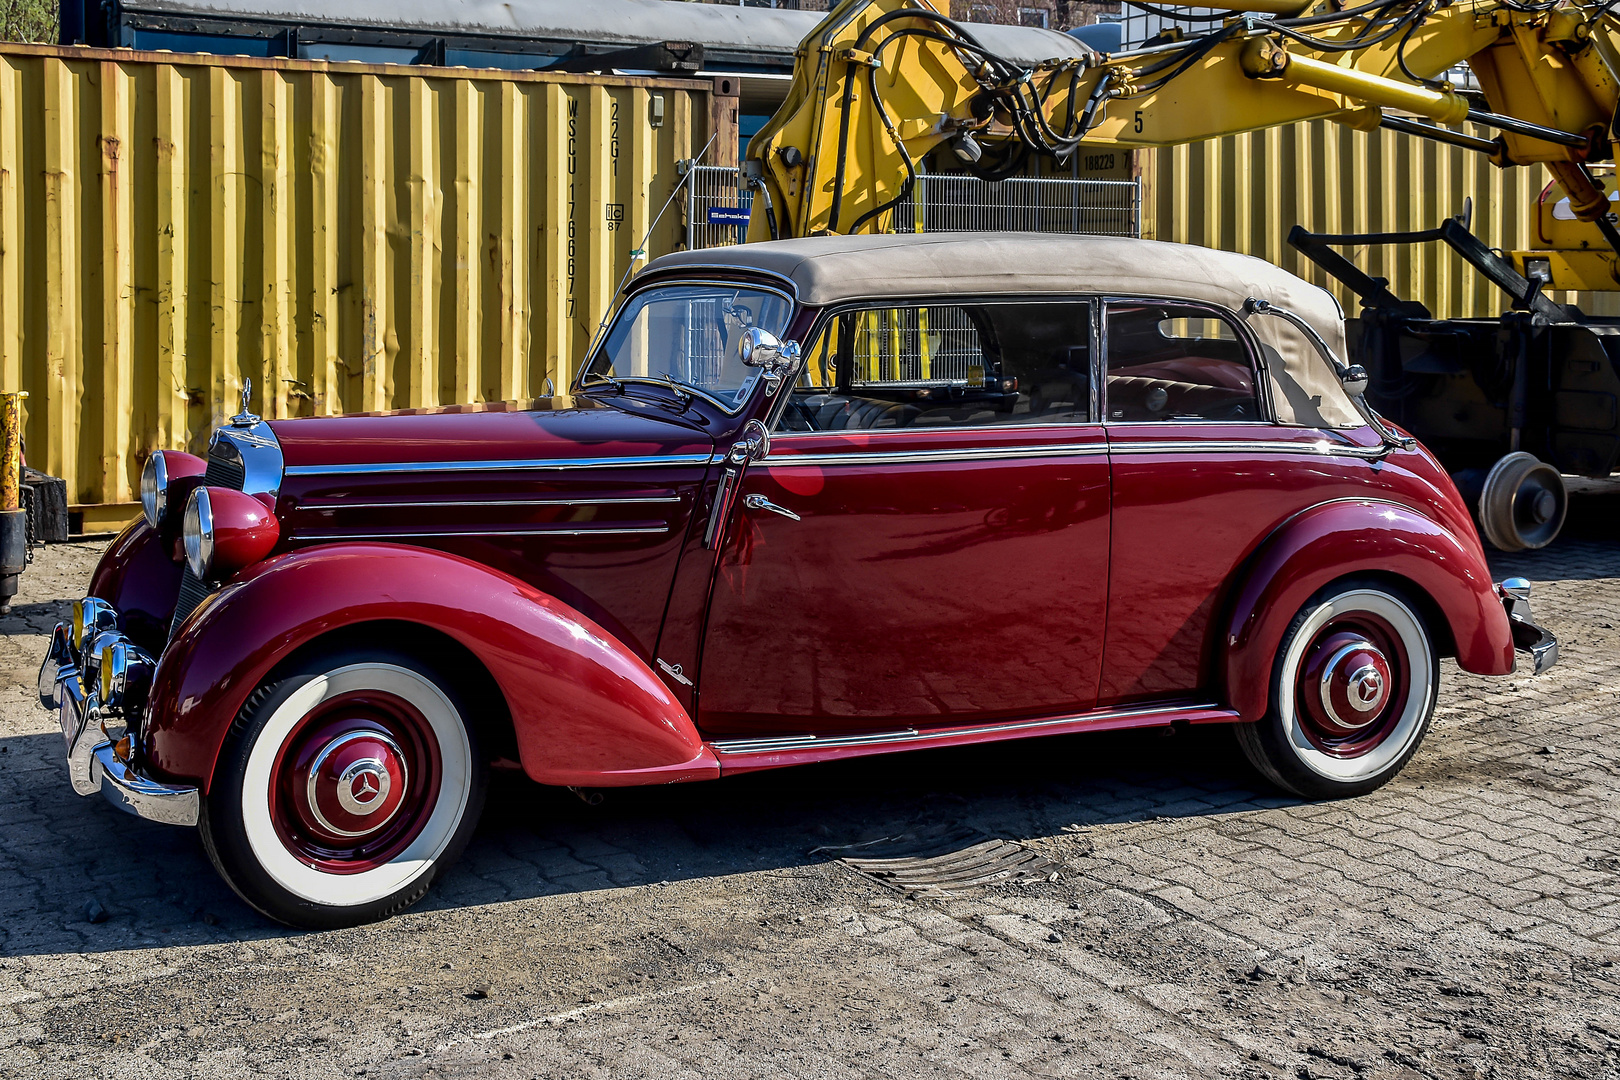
[646,233,1361,428]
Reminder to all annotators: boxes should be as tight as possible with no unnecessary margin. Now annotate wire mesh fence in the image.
[892,174,1140,237]
[686,164,756,250]
[846,306,984,388]
[684,165,1141,250]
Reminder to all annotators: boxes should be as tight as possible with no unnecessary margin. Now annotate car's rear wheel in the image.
[199,648,485,928]
[1235,579,1438,799]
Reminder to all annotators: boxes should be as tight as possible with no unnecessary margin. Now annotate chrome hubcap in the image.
[302,730,409,840]
[1303,634,1393,736]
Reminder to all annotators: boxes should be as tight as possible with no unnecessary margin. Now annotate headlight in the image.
[183,487,215,580]
[140,453,168,528]
[181,486,282,582]
[138,451,207,531]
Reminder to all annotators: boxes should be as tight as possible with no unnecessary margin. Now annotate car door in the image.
[697,297,1111,736]
[1099,296,1328,706]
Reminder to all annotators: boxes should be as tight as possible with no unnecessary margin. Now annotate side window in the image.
[1104,301,1261,423]
[775,301,1092,432]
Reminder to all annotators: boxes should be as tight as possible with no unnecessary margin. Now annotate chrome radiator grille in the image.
[169,565,211,639]
[204,448,245,491]
[170,432,247,638]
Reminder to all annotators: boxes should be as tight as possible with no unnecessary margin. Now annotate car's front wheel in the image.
[1235,579,1439,799]
[199,648,486,928]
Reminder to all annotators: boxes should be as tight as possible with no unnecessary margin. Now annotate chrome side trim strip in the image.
[288,525,671,541]
[710,702,1224,755]
[298,495,683,511]
[284,453,716,478]
[762,443,1107,468]
[1108,439,1386,459]
[769,420,1106,442]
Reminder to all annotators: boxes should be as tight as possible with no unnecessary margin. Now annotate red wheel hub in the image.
[1295,621,1408,757]
[270,693,442,873]
[296,728,410,843]
[1302,632,1391,735]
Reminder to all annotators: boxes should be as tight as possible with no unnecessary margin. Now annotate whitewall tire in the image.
[1236,580,1439,799]
[200,649,486,928]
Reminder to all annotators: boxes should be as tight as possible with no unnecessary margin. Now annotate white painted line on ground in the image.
[433,976,729,1052]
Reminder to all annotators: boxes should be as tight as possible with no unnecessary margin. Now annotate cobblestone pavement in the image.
[2,516,1618,1080]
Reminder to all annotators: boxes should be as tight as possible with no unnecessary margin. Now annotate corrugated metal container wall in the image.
[0,44,715,522]
[1140,119,1616,320]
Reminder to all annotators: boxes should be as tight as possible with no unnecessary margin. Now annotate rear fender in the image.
[143,543,716,792]
[1223,499,1514,721]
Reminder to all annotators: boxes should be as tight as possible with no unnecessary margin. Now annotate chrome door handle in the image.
[743,494,801,521]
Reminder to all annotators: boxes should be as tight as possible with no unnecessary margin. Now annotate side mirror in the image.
[739,327,802,386]
[1341,364,1369,397]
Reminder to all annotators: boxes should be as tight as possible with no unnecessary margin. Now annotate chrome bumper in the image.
[41,615,199,827]
[1498,577,1558,676]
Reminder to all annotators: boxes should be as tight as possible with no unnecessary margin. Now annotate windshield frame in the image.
[577,277,799,416]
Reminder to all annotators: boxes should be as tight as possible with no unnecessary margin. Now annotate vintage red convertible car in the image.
[41,233,1556,928]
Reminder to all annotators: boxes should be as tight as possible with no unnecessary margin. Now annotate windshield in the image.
[582,283,795,409]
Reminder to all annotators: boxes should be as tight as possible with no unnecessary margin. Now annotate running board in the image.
[709,701,1239,775]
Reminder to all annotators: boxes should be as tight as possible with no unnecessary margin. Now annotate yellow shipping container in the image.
[0,43,729,527]
[1140,118,1615,321]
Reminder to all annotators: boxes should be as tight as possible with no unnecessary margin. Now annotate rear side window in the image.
[777,301,1092,432]
[1104,301,1260,422]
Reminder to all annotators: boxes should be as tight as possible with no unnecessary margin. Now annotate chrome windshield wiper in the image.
[655,371,693,408]
[578,370,624,393]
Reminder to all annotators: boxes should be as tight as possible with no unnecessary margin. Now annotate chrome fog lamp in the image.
[100,639,156,714]
[81,629,121,701]
[140,453,168,528]
[183,487,215,581]
[71,597,116,655]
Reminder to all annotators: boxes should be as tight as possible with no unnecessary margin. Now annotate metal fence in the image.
[686,164,757,250]
[893,174,1140,237]
[847,306,984,387]
[684,165,1141,249]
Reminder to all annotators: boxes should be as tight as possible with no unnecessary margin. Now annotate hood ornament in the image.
[230,378,261,428]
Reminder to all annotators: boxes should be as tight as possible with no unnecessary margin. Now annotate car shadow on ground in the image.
[0,721,1284,956]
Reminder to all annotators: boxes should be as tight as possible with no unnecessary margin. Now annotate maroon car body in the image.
[43,233,1554,927]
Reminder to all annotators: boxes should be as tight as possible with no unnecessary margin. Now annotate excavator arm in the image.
[746,0,1620,288]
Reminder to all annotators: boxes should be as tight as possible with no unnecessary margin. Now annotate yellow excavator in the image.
[738,0,1620,550]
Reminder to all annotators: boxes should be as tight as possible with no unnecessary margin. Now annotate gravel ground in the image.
[1,504,1618,1080]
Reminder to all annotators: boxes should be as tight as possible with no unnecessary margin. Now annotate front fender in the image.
[89,519,183,656]
[143,543,717,791]
[1223,499,1514,722]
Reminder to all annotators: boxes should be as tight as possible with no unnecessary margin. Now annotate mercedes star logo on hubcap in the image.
[1347,664,1385,712]
[337,758,392,816]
